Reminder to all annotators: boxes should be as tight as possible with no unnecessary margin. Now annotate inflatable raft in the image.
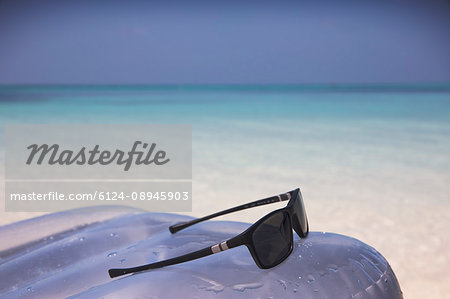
[0,207,403,298]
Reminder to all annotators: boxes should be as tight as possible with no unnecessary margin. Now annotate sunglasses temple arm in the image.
[169,192,292,234]
[108,238,242,278]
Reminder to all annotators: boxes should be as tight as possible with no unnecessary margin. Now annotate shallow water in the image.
[0,85,449,298]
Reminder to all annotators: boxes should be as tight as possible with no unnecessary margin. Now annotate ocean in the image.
[0,85,449,298]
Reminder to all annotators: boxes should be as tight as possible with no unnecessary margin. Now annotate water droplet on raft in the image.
[327,264,339,272]
[26,287,33,292]
[198,279,225,293]
[298,254,302,258]
[120,258,126,263]
[278,279,287,290]
[384,278,388,283]
[107,252,117,257]
[79,237,85,241]
[307,274,315,283]
[232,282,263,292]
[110,233,118,237]
[313,288,319,293]
[293,289,297,293]
[303,242,313,248]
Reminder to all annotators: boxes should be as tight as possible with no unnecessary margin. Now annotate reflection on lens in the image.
[294,192,308,235]
[252,212,291,267]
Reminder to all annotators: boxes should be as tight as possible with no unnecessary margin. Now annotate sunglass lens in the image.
[252,212,292,268]
[293,192,308,236]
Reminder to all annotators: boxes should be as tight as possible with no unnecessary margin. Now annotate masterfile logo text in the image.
[4,124,192,213]
[26,141,170,171]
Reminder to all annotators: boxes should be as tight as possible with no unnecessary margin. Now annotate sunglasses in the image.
[109,188,308,278]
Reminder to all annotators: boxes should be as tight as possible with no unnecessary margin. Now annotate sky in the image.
[0,0,449,84]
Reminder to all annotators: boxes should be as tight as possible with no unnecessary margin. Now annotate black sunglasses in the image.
[109,188,308,278]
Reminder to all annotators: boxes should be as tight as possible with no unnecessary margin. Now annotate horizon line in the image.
[1,83,450,92]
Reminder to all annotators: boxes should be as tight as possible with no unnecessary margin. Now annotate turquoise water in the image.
[1,85,450,123]
[1,85,449,184]
[1,85,450,296]
[1,86,449,194]
[1,85,449,210]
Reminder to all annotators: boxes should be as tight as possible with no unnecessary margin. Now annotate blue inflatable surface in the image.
[0,207,403,298]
